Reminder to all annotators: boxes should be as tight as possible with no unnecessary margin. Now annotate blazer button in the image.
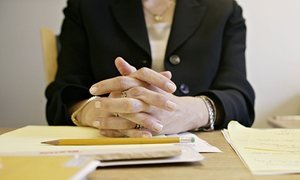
[169,55,181,65]
[141,59,148,64]
[179,83,189,94]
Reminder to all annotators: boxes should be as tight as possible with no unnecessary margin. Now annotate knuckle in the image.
[137,114,157,130]
[115,76,129,89]
[136,113,150,125]
[154,93,166,103]
[122,100,132,112]
[129,87,144,96]
[123,100,141,112]
[100,99,109,109]
[98,120,107,128]
[138,67,150,77]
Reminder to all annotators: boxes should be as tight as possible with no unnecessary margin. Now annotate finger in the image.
[90,76,146,95]
[93,97,149,113]
[120,112,163,133]
[99,129,125,137]
[78,97,112,126]
[99,128,153,138]
[92,117,136,130]
[125,87,177,111]
[108,91,120,98]
[115,57,137,76]
[115,57,172,79]
[118,129,153,138]
[160,71,172,79]
[130,67,177,93]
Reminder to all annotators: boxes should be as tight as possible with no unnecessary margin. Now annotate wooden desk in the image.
[268,115,300,128]
[1,129,299,180]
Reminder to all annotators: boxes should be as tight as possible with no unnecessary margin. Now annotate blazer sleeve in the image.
[204,1,255,129]
[45,0,93,125]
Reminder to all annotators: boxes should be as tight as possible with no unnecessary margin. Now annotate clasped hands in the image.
[76,57,209,137]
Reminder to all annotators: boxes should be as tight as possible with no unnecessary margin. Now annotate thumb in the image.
[115,57,172,79]
[115,57,137,76]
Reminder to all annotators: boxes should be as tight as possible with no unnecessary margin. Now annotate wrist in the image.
[70,96,98,126]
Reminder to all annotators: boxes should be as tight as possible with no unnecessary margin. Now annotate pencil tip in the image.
[41,140,58,145]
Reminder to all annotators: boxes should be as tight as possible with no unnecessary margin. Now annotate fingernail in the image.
[92,121,100,127]
[152,123,163,132]
[95,101,101,108]
[90,86,98,94]
[166,100,177,111]
[166,82,176,92]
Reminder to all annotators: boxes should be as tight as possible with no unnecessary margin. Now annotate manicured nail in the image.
[152,123,163,133]
[90,86,98,94]
[92,121,100,127]
[166,82,176,92]
[95,101,101,108]
[166,100,177,111]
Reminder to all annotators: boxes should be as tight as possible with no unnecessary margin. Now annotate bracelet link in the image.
[196,96,216,131]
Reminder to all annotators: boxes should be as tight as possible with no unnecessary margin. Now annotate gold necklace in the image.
[142,0,175,22]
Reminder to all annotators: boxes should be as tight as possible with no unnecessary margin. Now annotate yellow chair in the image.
[40,28,58,85]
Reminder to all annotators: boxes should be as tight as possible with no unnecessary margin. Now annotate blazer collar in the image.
[111,0,207,58]
[167,0,207,56]
[111,0,151,55]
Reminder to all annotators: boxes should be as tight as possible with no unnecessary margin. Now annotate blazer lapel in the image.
[166,0,207,56]
[111,0,151,56]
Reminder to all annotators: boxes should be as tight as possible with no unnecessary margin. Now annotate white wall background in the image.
[0,0,299,128]
[238,0,300,127]
[0,0,66,127]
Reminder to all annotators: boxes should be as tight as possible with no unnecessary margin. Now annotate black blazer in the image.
[46,0,255,129]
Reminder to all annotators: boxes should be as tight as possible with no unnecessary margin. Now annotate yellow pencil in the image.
[42,137,195,146]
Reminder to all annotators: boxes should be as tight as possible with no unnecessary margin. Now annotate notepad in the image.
[222,121,300,175]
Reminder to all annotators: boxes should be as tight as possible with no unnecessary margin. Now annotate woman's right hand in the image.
[74,95,156,137]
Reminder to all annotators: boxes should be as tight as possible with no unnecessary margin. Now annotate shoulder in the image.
[200,0,242,13]
[200,0,239,7]
[198,0,243,19]
[64,0,114,16]
[66,0,115,7]
[65,0,118,15]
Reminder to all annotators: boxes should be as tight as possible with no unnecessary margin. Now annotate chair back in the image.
[40,28,58,85]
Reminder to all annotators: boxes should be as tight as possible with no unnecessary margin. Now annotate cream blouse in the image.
[143,0,175,72]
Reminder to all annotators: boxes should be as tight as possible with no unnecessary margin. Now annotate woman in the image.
[46,0,255,137]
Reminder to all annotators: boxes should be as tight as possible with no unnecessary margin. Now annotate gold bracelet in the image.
[195,96,216,131]
[71,96,99,126]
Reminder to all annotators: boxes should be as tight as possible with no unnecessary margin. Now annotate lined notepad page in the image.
[223,121,300,175]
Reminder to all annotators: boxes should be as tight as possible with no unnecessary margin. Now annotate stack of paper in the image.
[0,126,219,156]
[222,121,300,175]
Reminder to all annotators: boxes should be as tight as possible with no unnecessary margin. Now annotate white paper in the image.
[167,132,221,153]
